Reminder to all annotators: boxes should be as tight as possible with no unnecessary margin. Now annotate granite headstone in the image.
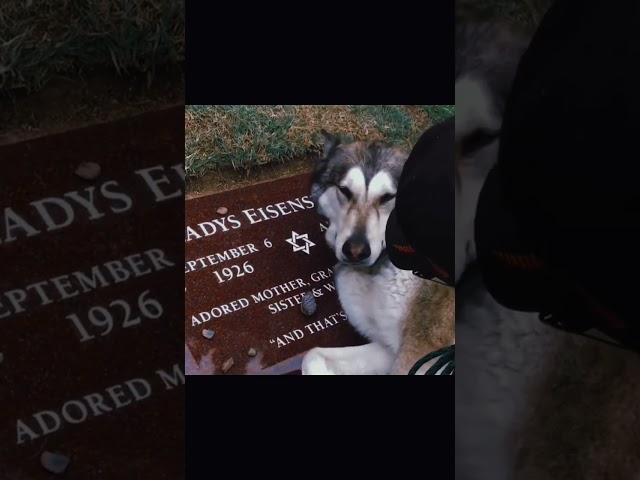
[185,173,366,375]
[0,107,184,478]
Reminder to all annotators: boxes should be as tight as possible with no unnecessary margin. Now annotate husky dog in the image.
[455,17,640,480]
[455,19,530,281]
[301,132,454,375]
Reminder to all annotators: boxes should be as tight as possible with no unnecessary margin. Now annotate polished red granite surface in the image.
[0,107,184,478]
[185,173,366,375]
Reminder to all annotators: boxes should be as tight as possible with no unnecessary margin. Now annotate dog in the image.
[455,17,640,479]
[301,131,454,375]
[455,18,530,281]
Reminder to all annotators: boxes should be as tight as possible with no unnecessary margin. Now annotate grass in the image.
[0,0,184,93]
[185,105,454,178]
[422,105,456,124]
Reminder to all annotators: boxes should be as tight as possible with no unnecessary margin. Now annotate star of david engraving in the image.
[285,231,315,255]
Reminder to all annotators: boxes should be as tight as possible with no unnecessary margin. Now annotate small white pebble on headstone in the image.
[40,451,70,474]
[202,329,215,339]
[74,162,101,180]
[247,348,257,357]
[222,357,234,373]
[300,291,317,316]
[216,206,228,215]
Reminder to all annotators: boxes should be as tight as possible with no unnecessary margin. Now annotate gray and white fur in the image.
[302,132,453,374]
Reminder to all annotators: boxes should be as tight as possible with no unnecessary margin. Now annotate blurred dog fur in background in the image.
[455,5,640,479]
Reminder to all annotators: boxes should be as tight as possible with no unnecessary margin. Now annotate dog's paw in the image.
[301,348,337,375]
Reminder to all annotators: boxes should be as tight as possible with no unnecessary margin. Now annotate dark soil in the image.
[0,65,184,145]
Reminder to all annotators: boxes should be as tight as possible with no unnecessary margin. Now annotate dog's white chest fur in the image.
[334,260,420,353]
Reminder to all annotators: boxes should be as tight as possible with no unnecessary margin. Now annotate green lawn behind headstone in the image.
[185,105,454,178]
[0,0,184,93]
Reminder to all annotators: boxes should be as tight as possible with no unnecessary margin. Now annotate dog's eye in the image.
[338,186,353,200]
[460,128,499,156]
[379,193,396,204]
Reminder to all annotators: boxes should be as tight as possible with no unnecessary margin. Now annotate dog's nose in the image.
[342,236,371,262]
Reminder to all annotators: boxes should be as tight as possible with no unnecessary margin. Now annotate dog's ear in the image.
[318,129,341,158]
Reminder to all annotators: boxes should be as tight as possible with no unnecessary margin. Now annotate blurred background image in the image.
[0,0,184,143]
[455,1,640,479]
[1,1,185,478]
